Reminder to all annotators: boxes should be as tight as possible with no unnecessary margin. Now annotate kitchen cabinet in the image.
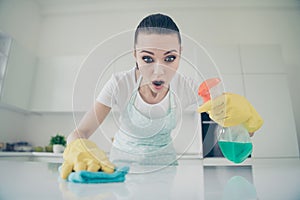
[240,44,299,158]
[0,39,36,110]
[240,44,285,74]
[221,74,245,95]
[29,56,84,112]
[200,44,299,159]
[0,32,12,100]
[29,55,125,112]
[244,74,299,157]
[0,152,63,163]
[205,44,243,74]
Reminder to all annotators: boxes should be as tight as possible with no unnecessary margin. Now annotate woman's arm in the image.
[67,102,111,143]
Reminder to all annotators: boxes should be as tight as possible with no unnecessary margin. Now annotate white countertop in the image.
[0,151,63,157]
[0,158,299,200]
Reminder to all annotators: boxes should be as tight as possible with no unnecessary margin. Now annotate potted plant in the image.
[50,134,66,153]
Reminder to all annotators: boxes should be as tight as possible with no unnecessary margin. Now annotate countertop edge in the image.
[0,152,63,157]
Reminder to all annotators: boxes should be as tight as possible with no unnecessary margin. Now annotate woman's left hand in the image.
[197,92,263,133]
[60,139,115,179]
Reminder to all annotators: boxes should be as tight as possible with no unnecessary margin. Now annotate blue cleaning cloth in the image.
[59,166,130,184]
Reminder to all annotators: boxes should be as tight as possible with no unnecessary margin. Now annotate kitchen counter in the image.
[0,152,63,163]
[0,158,299,200]
[0,152,63,156]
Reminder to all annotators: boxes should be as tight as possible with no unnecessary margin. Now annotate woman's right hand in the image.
[198,92,263,133]
[60,138,115,179]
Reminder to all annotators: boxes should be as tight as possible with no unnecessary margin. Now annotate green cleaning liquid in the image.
[218,141,253,163]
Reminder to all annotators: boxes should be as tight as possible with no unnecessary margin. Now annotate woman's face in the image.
[134,33,181,93]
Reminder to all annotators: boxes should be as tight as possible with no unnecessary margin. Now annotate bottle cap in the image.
[198,78,221,102]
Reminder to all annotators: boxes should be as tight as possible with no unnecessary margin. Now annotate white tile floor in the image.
[0,158,299,200]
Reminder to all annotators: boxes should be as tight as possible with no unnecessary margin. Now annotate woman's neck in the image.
[138,85,169,104]
[135,68,169,104]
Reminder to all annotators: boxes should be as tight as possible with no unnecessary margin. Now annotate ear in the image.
[133,49,137,59]
[133,49,139,70]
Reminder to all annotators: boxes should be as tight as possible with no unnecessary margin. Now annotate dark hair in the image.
[134,13,181,46]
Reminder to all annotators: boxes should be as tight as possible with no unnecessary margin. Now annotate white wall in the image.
[0,107,27,143]
[0,0,300,154]
[0,0,40,53]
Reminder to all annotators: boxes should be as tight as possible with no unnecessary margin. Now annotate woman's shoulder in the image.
[112,67,136,83]
[171,73,202,106]
[108,67,136,94]
[171,73,198,91]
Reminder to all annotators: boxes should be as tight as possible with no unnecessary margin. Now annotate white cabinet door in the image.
[29,56,83,112]
[240,44,285,74]
[179,45,242,83]
[1,41,36,110]
[244,74,299,158]
[221,74,245,96]
[206,45,242,74]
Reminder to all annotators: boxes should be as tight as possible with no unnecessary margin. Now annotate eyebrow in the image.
[139,49,178,55]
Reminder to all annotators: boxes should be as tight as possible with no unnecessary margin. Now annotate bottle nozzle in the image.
[198,78,221,103]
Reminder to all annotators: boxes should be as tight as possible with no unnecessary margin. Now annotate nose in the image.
[153,62,164,75]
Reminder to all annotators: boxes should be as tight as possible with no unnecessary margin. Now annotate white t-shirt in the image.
[96,67,202,115]
[134,89,170,118]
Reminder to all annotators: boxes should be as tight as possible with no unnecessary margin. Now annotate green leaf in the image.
[50,134,66,146]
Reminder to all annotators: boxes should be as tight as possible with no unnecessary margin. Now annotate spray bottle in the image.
[198,78,252,163]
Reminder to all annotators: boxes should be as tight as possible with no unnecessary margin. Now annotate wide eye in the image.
[165,55,176,62]
[142,56,154,63]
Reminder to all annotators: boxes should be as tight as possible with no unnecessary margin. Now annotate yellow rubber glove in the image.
[60,138,115,179]
[198,93,263,133]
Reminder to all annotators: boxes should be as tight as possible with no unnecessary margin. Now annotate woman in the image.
[60,13,263,179]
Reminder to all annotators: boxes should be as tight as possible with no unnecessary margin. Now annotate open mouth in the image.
[152,80,165,87]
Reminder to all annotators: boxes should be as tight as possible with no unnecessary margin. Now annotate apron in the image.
[110,77,178,166]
